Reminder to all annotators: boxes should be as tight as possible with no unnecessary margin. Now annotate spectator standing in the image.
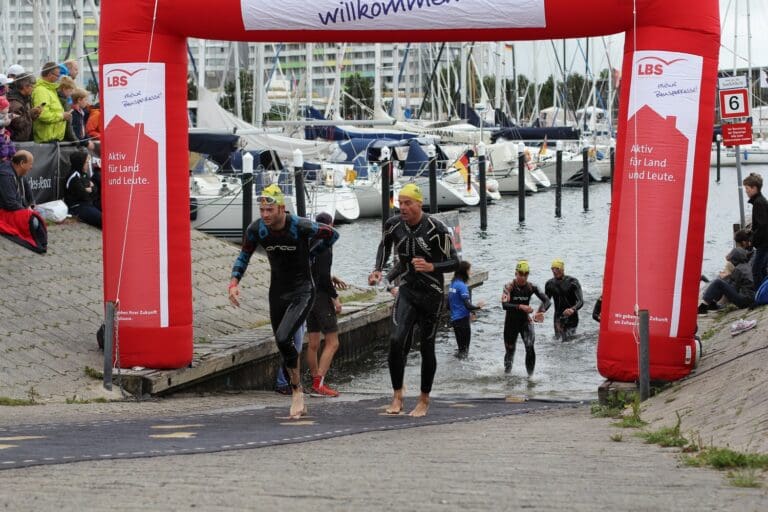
[0,96,16,161]
[744,173,768,288]
[64,59,79,81]
[86,102,101,140]
[70,88,92,148]
[5,65,25,80]
[31,62,71,143]
[6,74,41,142]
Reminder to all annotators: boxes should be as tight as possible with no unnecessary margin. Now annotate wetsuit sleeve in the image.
[570,278,585,311]
[592,297,602,322]
[430,220,459,273]
[314,248,337,298]
[374,218,396,271]
[501,284,518,311]
[300,217,339,256]
[531,285,551,312]
[231,224,259,282]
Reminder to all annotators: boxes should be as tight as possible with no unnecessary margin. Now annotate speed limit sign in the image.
[719,88,749,119]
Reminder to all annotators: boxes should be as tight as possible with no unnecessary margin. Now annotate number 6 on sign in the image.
[719,88,749,119]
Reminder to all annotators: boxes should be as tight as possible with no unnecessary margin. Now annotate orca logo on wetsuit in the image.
[266,245,297,251]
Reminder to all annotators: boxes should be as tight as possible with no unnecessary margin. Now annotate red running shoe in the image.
[312,376,339,397]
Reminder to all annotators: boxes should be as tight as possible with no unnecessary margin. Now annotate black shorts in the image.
[306,293,338,334]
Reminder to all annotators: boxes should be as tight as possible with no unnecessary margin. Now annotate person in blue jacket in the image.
[448,260,485,357]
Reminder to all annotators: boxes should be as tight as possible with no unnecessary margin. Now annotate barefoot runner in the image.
[229,185,338,419]
[368,183,459,417]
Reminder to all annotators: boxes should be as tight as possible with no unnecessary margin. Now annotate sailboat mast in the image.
[306,43,314,110]
[494,42,503,111]
[254,43,265,128]
[50,0,59,63]
[460,42,468,114]
[374,43,382,113]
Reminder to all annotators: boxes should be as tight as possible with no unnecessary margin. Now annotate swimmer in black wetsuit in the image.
[229,184,338,419]
[544,258,584,342]
[501,260,550,376]
[368,183,459,417]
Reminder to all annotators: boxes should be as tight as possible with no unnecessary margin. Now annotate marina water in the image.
[329,166,765,401]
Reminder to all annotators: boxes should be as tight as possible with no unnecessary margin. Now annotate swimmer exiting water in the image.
[545,259,584,341]
[501,261,550,376]
[229,185,338,419]
[368,183,459,417]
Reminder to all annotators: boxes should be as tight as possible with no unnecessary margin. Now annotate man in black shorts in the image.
[306,212,342,397]
[368,183,459,417]
[229,185,338,418]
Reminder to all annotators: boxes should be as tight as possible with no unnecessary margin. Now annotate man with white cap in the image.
[369,183,459,417]
[0,74,13,96]
[5,64,25,79]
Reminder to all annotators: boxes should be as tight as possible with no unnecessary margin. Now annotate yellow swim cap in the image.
[551,258,565,270]
[399,183,424,203]
[258,184,285,206]
[516,260,530,273]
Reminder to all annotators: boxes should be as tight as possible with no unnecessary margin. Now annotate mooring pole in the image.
[478,141,488,230]
[518,142,526,223]
[582,147,590,211]
[609,146,615,194]
[242,151,254,234]
[427,143,438,214]
[293,149,306,218]
[555,140,563,218]
[638,309,650,401]
[715,134,722,183]
[380,146,392,230]
[103,301,116,391]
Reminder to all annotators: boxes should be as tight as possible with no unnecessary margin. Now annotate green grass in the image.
[84,366,103,380]
[340,290,377,304]
[591,390,634,418]
[638,412,689,448]
[610,433,623,442]
[0,397,36,406]
[684,447,768,470]
[727,469,763,488]
[610,394,647,429]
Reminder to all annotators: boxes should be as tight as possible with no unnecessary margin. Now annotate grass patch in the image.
[611,394,647,429]
[0,397,36,406]
[728,469,763,488]
[591,390,634,418]
[684,447,768,470]
[249,319,271,329]
[84,366,103,380]
[340,290,377,304]
[610,433,623,442]
[638,412,690,448]
[66,396,108,404]
[195,336,210,344]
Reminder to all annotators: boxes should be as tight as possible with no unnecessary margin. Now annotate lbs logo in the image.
[636,57,685,77]
[105,68,146,88]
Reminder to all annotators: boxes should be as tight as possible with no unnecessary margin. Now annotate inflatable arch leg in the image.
[98,1,719,374]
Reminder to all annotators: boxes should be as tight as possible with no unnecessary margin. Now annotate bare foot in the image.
[289,387,306,419]
[408,395,430,417]
[385,390,404,414]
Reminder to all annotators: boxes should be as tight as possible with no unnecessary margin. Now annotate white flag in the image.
[760,69,768,89]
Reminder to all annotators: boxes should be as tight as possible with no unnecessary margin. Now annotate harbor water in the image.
[328,165,765,401]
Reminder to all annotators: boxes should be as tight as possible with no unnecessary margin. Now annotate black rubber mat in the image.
[0,396,584,470]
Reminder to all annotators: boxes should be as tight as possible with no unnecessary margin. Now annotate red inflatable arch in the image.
[100,0,720,378]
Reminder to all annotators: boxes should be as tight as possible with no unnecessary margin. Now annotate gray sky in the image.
[507,0,768,81]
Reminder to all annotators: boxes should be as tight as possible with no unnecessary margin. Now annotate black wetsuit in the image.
[544,275,584,341]
[502,280,551,375]
[232,214,338,369]
[375,213,459,394]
